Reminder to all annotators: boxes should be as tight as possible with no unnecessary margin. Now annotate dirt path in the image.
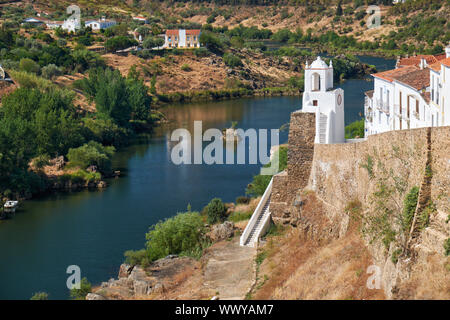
[202,237,256,300]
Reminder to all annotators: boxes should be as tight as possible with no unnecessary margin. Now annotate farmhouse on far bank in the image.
[163,29,201,49]
[85,17,117,30]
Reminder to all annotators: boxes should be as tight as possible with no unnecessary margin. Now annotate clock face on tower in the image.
[337,94,342,106]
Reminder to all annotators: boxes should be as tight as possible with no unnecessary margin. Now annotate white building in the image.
[163,29,201,49]
[133,16,148,23]
[302,56,345,144]
[61,17,81,32]
[365,44,450,137]
[85,17,117,30]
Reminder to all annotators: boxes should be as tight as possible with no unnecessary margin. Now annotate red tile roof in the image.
[398,55,438,67]
[434,53,447,61]
[165,30,179,36]
[372,65,418,82]
[441,57,450,67]
[393,68,430,91]
[429,62,442,72]
[186,29,201,35]
[165,29,201,36]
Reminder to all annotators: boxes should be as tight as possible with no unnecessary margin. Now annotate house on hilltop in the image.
[85,17,117,30]
[163,30,201,49]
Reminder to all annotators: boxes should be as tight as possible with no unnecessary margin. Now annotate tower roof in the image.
[309,56,329,69]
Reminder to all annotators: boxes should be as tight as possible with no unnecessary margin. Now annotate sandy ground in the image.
[202,237,256,300]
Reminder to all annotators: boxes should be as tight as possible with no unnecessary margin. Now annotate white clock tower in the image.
[302,56,345,144]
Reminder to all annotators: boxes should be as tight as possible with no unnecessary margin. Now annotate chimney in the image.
[446,42,450,58]
[419,57,427,70]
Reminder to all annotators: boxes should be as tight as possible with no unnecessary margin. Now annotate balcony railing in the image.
[375,99,390,114]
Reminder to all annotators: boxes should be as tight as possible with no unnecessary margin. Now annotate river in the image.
[0,55,395,300]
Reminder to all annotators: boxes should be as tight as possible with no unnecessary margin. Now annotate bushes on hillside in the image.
[223,52,242,68]
[206,198,227,224]
[74,68,152,127]
[67,141,115,173]
[69,277,92,300]
[105,36,137,52]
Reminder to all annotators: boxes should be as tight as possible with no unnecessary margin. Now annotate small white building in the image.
[365,44,450,137]
[85,17,117,30]
[62,17,81,33]
[302,56,345,144]
[133,16,148,23]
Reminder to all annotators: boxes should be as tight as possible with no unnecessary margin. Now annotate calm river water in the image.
[0,56,395,299]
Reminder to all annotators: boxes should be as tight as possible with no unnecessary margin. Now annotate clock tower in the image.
[302,56,345,144]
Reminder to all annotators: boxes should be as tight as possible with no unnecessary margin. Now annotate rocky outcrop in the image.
[207,221,235,242]
[88,255,196,300]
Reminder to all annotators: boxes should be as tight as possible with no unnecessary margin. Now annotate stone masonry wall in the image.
[271,107,450,298]
[271,111,315,225]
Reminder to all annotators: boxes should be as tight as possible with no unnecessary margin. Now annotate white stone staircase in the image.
[240,178,273,248]
[319,113,327,144]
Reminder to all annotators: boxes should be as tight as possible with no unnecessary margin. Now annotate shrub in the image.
[288,75,304,89]
[181,63,192,71]
[445,238,450,256]
[228,211,252,223]
[199,31,223,54]
[236,196,250,204]
[193,47,210,57]
[246,146,287,197]
[124,248,149,266]
[145,211,206,261]
[69,277,91,300]
[82,117,129,147]
[66,141,115,173]
[30,292,48,300]
[206,198,227,224]
[105,36,137,52]
[345,119,365,139]
[223,52,242,68]
[391,248,402,264]
[142,36,164,49]
[41,64,62,80]
[19,58,40,74]
[402,186,419,232]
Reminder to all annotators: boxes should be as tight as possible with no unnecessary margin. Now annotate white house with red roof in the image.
[163,30,201,49]
[302,56,345,144]
[364,43,450,137]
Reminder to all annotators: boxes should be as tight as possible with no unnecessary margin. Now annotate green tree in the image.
[41,64,62,80]
[145,211,205,261]
[199,31,223,53]
[223,52,242,67]
[206,198,227,224]
[30,292,48,300]
[69,277,92,300]
[142,36,164,49]
[67,141,115,173]
[345,119,365,139]
[105,36,137,52]
[19,58,40,74]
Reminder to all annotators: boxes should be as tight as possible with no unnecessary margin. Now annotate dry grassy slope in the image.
[102,51,301,94]
[251,193,386,300]
[167,3,448,45]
